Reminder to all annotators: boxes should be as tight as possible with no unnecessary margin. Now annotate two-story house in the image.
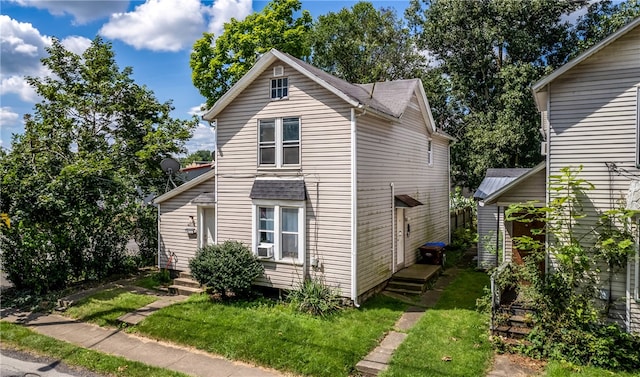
[155,49,452,305]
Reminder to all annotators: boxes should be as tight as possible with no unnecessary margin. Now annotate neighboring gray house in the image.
[474,164,546,269]
[530,18,640,333]
[155,49,453,304]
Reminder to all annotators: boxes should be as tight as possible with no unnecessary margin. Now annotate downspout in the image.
[496,206,501,267]
[448,142,452,244]
[545,88,551,275]
[211,120,219,245]
[629,217,639,332]
[391,182,396,273]
[351,108,359,307]
[157,203,161,269]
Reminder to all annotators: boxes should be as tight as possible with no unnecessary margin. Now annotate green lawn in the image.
[545,361,640,377]
[134,294,407,377]
[64,287,157,326]
[0,321,188,377]
[381,269,493,377]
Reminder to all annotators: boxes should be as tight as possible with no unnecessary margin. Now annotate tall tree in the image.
[573,0,640,55]
[310,2,426,83]
[406,0,580,188]
[190,0,312,108]
[0,37,196,293]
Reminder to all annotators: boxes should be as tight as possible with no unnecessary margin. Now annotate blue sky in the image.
[0,0,410,154]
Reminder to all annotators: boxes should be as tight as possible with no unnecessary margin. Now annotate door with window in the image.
[396,208,405,269]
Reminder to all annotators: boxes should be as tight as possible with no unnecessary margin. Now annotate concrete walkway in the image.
[2,310,286,377]
[356,267,462,376]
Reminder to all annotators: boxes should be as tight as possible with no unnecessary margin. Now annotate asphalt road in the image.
[0,348,104,377]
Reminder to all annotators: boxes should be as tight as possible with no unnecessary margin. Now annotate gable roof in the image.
[481,162,546,205]
[532,17,640,111]
[154,168,215,204]
[202,49,437,133]
[474,168,532,200]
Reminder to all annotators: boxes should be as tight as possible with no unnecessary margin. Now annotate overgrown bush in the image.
[287,277,344,316]
[189,241,264,299]
[504,166,640,371]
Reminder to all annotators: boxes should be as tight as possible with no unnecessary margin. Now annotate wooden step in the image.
[493,325,531,339]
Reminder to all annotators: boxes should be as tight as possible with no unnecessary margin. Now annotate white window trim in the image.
[270,77,289,100]
[251,199,305,264]
[197,205,216,249]
[427,138,433,166]
[258,117,301,169]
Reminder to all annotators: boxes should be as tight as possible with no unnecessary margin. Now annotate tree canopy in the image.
[0,37,196,293]
[310,2,426,83]
[190,0,312,108]
[406,0,581,188]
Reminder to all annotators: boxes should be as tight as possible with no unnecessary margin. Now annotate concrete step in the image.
[386,281,425,292]
[179,272,194,279]
[493,325,532,339]
[172,277,201,289]
[508,315,533,327]
[168,285,204,296]
[355,360,387,376]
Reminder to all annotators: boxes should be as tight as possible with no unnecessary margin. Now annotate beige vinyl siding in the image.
[356,93,449,295]
[215,62,353,296]
[158,179,215,271]
[493,170,546,207]
[477,205,500,269]
[547,26,640,327]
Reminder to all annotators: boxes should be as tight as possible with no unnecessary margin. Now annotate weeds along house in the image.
[154,49,453,304]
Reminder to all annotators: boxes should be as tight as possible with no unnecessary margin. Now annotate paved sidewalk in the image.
[2,311,286,377]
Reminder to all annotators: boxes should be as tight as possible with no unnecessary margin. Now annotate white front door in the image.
[200,207,215,247]
[396,208,405,269]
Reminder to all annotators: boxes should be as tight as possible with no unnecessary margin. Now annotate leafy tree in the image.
[310,2,426,83]
[572,0,640,55]
[0,37,196,293]
[182,150,213,165]
[406,0,580,188]
[190,0,312,108]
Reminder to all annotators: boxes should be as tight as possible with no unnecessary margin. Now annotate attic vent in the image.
[273,66,284,77]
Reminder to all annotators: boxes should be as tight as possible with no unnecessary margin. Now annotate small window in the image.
[270,78,288,99]
[427,139,433,166]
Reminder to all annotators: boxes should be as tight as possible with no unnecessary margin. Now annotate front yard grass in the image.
[64,287,157,326]
[134,294,407,377]
[545,361,640,377]
[0,321,188,377]
[381,269,493,377]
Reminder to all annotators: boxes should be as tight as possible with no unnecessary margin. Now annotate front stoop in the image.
[385,264,442,295]
[355,331,408,376]
[168,272,204,296]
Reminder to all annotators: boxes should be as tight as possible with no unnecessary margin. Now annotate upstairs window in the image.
[427,139,433,166]
[270,78,288,99]
[259,117,300,167]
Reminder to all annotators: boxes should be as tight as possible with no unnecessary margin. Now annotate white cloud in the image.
[184,122,215,154]
[0,15,52,76]
[61,35,92,55]
[1,75,39,102]
[12,0,129,24]
[0,106,23,149]
[206,0,252,37]
[99,0,206,52]
[188,103,207,116]
[0,107,20,126]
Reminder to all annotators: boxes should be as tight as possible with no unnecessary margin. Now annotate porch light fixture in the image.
[184,216,196,235]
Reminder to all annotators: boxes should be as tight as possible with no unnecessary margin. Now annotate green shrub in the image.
[287,277,344,316]
[189,241,264,299]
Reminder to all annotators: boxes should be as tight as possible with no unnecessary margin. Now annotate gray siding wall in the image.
[356,94,450,295]
[493,170,546,207]
[477,205,500,269]
[215,62,354,296]
[159,179,215,271]
[547,26,640,330]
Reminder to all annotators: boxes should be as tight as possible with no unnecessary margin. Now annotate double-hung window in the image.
[254,201,305,263]
[259,117,300,167]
